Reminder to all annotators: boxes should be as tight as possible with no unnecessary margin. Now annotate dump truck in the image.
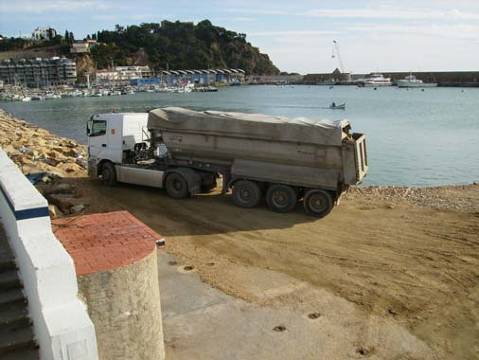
[87,107,367,217]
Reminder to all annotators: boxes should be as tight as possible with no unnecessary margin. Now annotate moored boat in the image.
[397,74,437,88]
[358,73,392,87]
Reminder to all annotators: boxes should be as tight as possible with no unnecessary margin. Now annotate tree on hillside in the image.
[90,20,279,74]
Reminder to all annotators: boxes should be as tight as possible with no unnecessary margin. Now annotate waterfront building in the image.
[96,65,153,84]
[158,68,245,86]
[0,57,77,87]
[31,27,57,41]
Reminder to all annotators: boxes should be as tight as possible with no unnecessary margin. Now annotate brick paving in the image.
[53,211,162,276]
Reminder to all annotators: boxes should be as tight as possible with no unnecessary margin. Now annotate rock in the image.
[76,157,87,168]
[62,148,80,158]
[48,204,63,219]
[43,158,60,167]
[47,194,75,213]
[19,145,33,154]
[69,204,85,214]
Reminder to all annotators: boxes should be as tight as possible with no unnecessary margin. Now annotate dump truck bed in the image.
[148,107,367,189]
[148,107,350,146]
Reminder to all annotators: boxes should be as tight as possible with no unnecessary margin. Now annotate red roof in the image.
[53,211,162,276]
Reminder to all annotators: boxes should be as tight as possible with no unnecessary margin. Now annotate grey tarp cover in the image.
[148,107,349,146]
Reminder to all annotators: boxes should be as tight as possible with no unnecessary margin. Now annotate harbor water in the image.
[1,85,478,186]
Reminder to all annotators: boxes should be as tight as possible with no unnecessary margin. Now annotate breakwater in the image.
[302,71,479,87]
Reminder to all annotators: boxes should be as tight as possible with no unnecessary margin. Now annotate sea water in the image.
[1,85,478,186]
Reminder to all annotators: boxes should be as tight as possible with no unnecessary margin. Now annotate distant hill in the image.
[0,20,280,75]
[89,20,279,75]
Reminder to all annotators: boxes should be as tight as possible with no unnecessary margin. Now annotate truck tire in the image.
[101,162,117,186]
[232,180,262,208]
[266,184,297,213]
[165,173,189,199]
[303,189,333,218]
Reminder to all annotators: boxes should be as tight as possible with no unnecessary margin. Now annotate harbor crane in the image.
[331,40,346,74]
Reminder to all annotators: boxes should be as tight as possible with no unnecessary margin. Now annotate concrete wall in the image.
[78,250,164,360]
[0,149,98,360]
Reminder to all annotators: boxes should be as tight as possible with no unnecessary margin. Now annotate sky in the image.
[1,0,478,74]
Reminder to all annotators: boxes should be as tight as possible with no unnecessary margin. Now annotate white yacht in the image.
[359,73,392,87]
[397,74,437,88]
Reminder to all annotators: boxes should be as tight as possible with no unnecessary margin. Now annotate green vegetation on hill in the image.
[89,20,279,74]
[0,21,279,74]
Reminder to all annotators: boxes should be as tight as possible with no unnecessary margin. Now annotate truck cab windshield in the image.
[87,120,107,137]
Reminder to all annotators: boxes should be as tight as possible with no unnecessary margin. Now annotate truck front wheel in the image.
[232,180,262,208]
[101,162,117,186]
[165,173,189,199]
[266,184,297,213]
[303,189,333,218]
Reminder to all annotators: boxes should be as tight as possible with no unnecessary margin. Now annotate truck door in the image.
[87,118,108,161]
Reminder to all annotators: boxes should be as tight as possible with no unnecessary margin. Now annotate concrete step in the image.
[0,258,16,273]
[0,289,26,307]
[1,347,39,360]
[0,302,30,328]
[0,325,36,355]
[0,270,21,291]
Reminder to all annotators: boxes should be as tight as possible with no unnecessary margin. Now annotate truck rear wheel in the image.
[165,173,189,199]
[303,189,333,218]
[232,180,262,208]
[101,162,117,186]
[266,184,297,213]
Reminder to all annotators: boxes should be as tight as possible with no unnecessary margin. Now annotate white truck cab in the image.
[87,113,149,166]
[87,113,168,187]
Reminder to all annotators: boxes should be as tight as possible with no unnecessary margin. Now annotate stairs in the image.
[0,227,39,360]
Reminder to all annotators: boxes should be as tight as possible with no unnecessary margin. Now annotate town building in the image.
[96,65,153,84]
[0,57,77,87]
[31,27,57,41]
[156,68,245,86]
[71,39,97,54]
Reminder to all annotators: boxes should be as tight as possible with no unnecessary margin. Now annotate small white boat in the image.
[45,93,61,100]
[397,74,437,88]
[21,96,32,102]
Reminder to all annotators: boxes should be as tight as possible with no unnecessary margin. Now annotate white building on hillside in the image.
[32,27,57,41]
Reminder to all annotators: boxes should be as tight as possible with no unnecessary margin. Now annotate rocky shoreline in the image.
[0,108,87,178]
[1,107,478,216]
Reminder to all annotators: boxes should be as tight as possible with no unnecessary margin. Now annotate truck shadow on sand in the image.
[69,177,319,237]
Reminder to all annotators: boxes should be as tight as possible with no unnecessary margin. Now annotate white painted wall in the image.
[0,149,98,360]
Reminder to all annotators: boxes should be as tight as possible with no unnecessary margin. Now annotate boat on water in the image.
[192,86,218,92]
[329,102,346,110]
[397,74,437,88]
[358,73,392,87]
